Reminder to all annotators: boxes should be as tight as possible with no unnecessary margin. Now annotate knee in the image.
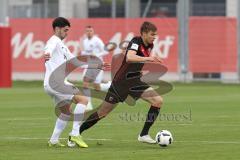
[81,97,88,105]
[74,95,88,105]
[151,96,163,108]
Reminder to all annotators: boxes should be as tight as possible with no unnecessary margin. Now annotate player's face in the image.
[55,26,70,40]
[145,30,157,45]
[86,28,94,39]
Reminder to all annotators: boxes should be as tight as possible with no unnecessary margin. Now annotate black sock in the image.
[79,112,101,134]
[140,106,160,137]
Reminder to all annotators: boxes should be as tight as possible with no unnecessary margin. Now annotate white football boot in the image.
[138,135,156,144]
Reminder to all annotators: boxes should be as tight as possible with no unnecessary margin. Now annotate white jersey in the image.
[81,36,107,60]
[44,35,74,86]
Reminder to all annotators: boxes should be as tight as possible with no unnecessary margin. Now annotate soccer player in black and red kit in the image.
[79,21,163,144]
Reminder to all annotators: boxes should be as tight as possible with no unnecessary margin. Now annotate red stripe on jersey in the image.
[140,45,150,57]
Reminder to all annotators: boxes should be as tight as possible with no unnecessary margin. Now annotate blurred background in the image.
[0,0,239,87]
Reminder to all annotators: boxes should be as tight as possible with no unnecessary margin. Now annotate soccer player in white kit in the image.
[44,17,89,148]
[81,26,110,110]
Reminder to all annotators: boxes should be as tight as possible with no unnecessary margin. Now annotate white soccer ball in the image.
[155,130,173,147]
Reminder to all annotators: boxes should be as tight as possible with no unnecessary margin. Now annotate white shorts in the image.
[83,68,103,84]
[44,82,80,107]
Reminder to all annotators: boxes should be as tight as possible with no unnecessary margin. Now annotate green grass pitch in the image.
[0,81,240,160]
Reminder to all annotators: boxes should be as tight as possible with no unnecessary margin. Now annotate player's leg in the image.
[83,74,93,110]
[49,104,71,147]
[93,83,101,91]
[44,85,72,147]
[68,94,89,148]
[99,80,112,91]
[92,70,102,91]
[79,86,120,134]
[93,70,111,91]
[70,94,88,136]
[83,79,93,110]
[138,87,163,143]
[79,100,117,134]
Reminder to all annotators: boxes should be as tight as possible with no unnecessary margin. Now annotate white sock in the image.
[70,103,86,136]
[86,98,93,110]
[83,88,93,110]
[50,113,70,144]
[100,81,111,91]
[83,88,91,98]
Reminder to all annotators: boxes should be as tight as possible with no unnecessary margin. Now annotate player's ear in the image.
[54,27,60,33]
[142,32,147,38]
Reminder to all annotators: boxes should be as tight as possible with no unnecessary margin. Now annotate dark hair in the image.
[140,21,157,34]
[86,25,93,28]
[52,17,71,29]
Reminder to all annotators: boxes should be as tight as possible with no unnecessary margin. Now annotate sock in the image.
[79,112,100,134]
[100,81,111,91]
[83,88,92,109]
[50,113,70,144]
[70,103,86,136]
[140,106,160,137]
[83,88,91,99]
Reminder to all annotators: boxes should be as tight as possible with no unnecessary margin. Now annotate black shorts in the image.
[105,80,150,104]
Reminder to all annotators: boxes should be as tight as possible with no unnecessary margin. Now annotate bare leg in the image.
[83,77,93,110]
[79,101,117,134]
[139,88,163,136]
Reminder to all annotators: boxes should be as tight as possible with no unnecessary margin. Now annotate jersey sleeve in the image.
[65,48,75,59]
[127,37,140,52]
[44,39,58,56]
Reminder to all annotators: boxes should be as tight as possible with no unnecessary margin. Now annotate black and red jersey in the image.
[113,36,153,82]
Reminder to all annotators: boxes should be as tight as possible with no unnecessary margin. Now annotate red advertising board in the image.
[9,18,237,74]
[189,17,237,72]
[10,18,178,73]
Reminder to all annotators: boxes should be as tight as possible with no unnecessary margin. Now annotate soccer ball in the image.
[155,130,173,147]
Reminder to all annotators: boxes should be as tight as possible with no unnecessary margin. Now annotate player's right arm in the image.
[44,52,51,61]
[43,38,58,61]
[126,48,162,63]
[126,50,155,62]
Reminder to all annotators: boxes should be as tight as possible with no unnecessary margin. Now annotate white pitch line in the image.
[1,120,240,127]
[2,137,112,141]
[176,140,240,144]
[2,137,240,144]
[0,118,51,121]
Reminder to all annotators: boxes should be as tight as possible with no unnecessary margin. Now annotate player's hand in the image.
[146,56,163,63]
[153,56,163,63]
[89,55,97,59]
[44,53,51,62]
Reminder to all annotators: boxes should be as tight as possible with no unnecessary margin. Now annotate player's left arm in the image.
[67,53,110,70]
[150,51,163,63]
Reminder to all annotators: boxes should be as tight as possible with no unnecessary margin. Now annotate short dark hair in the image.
[140,21,157,34]
[52,17,71,29]
[85,25,93,29]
